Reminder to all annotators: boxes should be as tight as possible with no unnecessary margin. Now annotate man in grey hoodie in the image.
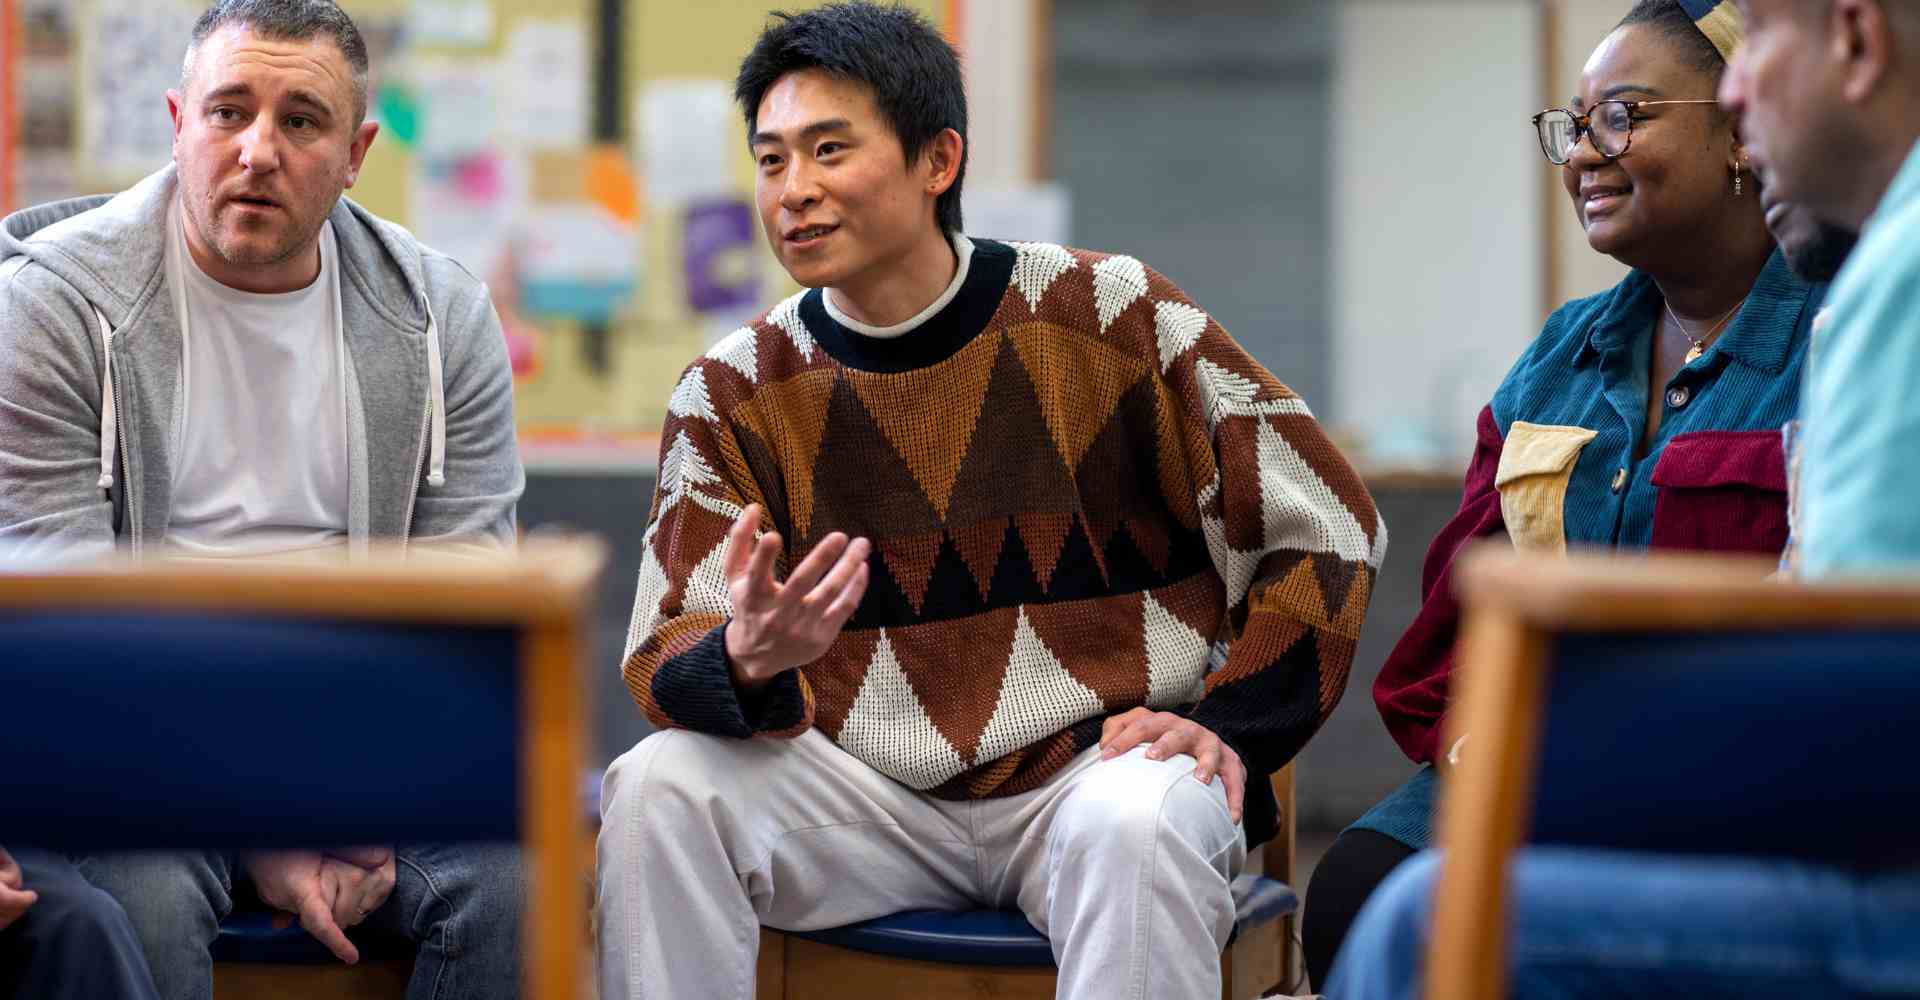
[0,2,525,998]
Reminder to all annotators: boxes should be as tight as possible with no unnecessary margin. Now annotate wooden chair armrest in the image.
[1454,545,1920,631]
[0,537,606,627]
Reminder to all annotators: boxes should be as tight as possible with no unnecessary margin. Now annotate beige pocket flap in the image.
[1496,421,1600,489]
[1497,421,1599,556]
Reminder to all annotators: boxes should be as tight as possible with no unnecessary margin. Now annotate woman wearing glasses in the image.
[1300,0,1850,987]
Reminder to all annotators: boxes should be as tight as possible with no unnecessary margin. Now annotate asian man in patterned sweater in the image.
[594,5,1386,998]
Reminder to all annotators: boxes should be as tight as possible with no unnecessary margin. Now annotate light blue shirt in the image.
[1800,136,1920,577]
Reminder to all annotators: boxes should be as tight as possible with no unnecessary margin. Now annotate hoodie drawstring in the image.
[86,284,446,496]
[423,296,446,488]
[94,306,117,491]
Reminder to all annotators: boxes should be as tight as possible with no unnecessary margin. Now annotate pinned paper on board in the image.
[79,5,197,179]
[374,82,423,149]
[585,147,643,224]
[504,19,589,149]
[412,59,499,158]
[408,0,494,47]
[637,79,737,206]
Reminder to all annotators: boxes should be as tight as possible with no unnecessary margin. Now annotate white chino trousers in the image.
[595,727,1247,1000]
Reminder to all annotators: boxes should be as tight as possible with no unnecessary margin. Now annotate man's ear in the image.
[921,127,964,198]
[343,120,380,189]
[1833,0,1894,104]
[167,89,187,148]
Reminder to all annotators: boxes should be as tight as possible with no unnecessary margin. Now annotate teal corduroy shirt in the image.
[1489,247,1822,549]
[1354,249,1827,851]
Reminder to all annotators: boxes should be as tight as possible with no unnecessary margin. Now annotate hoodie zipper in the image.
[399,396,430,549]
[112,356,138,552]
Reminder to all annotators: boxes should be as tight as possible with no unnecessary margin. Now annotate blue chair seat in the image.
[786,873,1297,967]
[211,910,413,965]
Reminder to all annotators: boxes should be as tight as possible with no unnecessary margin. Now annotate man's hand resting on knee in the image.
[247,848,397,964]
[721,503,871,691]
[1099,709,1248,824]
[0,846,37,931]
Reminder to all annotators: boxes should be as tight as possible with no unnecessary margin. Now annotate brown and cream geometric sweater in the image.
[621,237,1386,846]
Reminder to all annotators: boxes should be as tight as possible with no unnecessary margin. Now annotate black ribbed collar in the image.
[801,237,1016,374]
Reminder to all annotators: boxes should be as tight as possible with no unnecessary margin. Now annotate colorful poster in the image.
[682,198,759,315]
[517,203,641,324]
[412,151,523,280]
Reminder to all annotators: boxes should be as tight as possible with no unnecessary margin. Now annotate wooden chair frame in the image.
[0,539,604,1000]
[754,762,1300,1000]
[1426,547,1920,1000]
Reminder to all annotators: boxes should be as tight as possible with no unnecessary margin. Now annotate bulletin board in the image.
[2,0,941,470]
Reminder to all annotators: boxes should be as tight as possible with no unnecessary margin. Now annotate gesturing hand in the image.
[0,846,37,933]
[722,503,871,691]
[1099,708,1249,824]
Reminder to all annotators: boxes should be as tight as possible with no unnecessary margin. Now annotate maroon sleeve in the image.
[1371,405,1506,764]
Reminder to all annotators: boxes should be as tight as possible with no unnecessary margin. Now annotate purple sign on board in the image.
[683,198,760,314]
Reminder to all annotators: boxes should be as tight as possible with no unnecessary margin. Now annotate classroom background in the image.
[5,0,1642,840]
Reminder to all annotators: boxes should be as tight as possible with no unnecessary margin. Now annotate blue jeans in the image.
[74,843,523,1000]
[1,846,159,1000]
[1325,848,1920,999]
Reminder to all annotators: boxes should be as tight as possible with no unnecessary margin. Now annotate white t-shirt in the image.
[161,200,351,560]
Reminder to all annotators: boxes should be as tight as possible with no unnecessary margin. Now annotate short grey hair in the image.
[181,0,370,124]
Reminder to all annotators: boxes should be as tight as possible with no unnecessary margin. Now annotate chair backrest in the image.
[1531,628,1919,863]
[1424,548,1920,1000]
[0,539,604,1000]
[9,611,522,847]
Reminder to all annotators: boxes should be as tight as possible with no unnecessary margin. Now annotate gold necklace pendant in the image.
[1664,294,1746,367]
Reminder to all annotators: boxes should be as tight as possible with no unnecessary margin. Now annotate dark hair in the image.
[735,2,968,234]
[1617,0,1727,81]
[185,0,370,124]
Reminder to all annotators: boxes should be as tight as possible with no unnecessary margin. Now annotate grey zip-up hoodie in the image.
[0,165,523,561]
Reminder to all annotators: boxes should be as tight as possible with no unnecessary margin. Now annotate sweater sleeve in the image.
[619,360,815,739]
[1371,405,1507,764]
[1149,271,1388,778]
